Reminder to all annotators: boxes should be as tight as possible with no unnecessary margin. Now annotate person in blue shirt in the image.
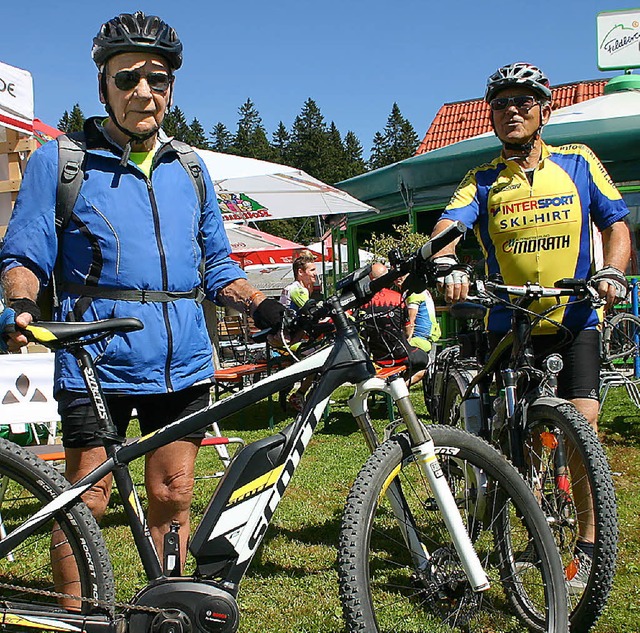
[405,289,441,352]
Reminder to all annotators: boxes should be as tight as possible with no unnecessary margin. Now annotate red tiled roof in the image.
[416,79,607,155]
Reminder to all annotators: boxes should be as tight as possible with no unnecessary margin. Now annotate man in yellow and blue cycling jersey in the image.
[430,62,631,592]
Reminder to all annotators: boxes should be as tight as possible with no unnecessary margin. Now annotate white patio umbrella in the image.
[195,149,376,223]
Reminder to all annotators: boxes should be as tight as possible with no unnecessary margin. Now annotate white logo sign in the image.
[597,9,640,71]
[0,60,34,134]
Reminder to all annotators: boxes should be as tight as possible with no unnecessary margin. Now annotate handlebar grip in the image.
[418,220,467,261]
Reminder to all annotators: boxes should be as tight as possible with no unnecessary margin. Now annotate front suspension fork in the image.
[349,375,490,592]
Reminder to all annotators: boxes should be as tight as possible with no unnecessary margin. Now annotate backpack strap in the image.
[171,140,207,290]
[51,133,87,309]
[171,140,206,210]
[56,133,87,231]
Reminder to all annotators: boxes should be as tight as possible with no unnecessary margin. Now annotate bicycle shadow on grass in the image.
[601,415,640,447]
[265,510,343,548]
[600,393,640,447]
[320,397,400,437]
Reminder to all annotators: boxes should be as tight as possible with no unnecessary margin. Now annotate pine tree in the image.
[271,121,290,165]
[68,104,85,132]
[58,104,85,133]
[342,131,367,180]
[58,111,70,132]
[186,117,209,149]
[368,103,419,170]
[162,106,190,142]
[231,98,275,160]
[288,98,330,181]
[324,121,348,184]
[368,131,389,171]
[233,98,260,155]
[250,127,277,162]
[210,122,233,152]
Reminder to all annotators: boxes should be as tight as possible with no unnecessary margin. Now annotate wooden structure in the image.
[0,127,38,237]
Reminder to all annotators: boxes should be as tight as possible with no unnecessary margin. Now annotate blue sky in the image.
[0,0,633,158]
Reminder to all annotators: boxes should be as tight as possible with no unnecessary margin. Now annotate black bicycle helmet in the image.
[485,62,552,103]
[92,11,183,70]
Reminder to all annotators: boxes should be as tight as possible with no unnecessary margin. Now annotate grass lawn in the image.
[101,384,640,633]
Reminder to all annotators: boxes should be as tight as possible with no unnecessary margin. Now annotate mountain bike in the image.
[0,223,568,632]
[599,310,640,409]
[423,275,618,633]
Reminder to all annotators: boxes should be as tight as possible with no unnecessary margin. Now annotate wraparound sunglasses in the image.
[111,70,173,93]
[489,95,540,111]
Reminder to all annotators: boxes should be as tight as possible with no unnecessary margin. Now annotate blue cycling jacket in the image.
[0,118,246,395]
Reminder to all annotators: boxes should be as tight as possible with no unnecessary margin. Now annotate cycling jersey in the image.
[358,288,408,362]
[406,291,441,352]
[440,142,629,333]
[279,281,309,310]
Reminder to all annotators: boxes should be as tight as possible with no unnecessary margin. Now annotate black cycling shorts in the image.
[490,328,600,401]
[58,383,212,449]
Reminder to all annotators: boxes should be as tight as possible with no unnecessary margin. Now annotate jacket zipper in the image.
[146,176,174,393]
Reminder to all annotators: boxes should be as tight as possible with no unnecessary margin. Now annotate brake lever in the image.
[585,283,606,308]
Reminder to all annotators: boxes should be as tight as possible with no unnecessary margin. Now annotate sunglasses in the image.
[111,70,172,93]
[489,95,539,111]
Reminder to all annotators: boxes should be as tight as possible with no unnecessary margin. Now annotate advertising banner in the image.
[597,9,640,71]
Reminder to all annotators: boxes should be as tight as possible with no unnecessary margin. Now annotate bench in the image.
[213,362,269,398]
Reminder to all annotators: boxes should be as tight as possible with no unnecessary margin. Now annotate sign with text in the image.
[0,60,34,134]
[597,9,640,70]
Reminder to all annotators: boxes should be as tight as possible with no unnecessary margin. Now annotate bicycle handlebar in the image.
[287,221,467,332]
[253,221,467,346]
[472,277,603,306]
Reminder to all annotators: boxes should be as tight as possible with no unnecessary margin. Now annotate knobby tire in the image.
[338,425,568,633]
[442,373,618,633]
[523,403,618,633]
[0,438,114,626]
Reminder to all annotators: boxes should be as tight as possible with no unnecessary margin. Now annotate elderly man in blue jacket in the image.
[0,11,284,582]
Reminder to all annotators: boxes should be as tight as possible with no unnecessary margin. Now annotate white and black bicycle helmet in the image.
[485,62,552,155]
[92,11,183,70]
[485,62,552,104]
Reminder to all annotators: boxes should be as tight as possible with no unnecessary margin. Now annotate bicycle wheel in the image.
[602,312,640,365]
[0,439,114,621]
[422,346,460,421]
[442,371,467,428]
[338,425,567,633]
[523,402,618,633]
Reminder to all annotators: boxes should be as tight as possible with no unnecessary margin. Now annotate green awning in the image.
[337,91,640,214]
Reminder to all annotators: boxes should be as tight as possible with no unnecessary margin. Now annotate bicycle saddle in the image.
[25,318,144,347]
[449,302,487,321]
